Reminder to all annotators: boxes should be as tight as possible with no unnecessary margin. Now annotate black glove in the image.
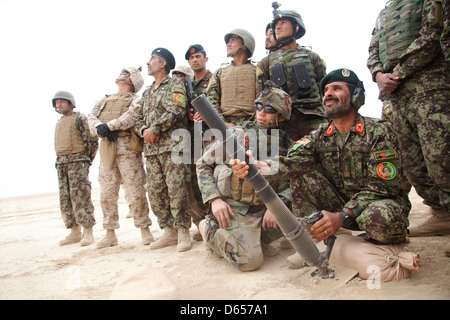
[106,130,118,142]
[96,123,110,137]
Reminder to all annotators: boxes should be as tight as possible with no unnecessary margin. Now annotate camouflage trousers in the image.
[57,161,96,229]
[145,152,191,229]
[289,170,410,244]
[207,206,281,271]
[391,89,450,213]
[99,152,151,230]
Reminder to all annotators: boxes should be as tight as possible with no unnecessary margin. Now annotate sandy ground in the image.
[0,187,449,301]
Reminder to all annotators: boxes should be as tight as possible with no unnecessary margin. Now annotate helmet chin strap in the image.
[228,45,247,57]
[277,36,296,47]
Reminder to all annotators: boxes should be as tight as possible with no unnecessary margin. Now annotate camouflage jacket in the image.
[88,93,141,155]
[55,112,98,165]
[192,70,213,97]
[196,121,291,214]
[258,44,327,116]
[367,0,449,99]
[268,114,410,217]
[135,75,188,156]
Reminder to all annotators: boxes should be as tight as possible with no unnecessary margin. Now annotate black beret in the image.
[152,47,176,70]
[185,44,206,60]
[320,68,363,96]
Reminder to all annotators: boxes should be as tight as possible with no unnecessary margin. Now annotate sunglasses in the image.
[121,70,130,76]
[256,104,277,114]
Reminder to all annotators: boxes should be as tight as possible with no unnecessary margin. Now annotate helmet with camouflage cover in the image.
[52,90,76,112]
[255,81,292,120]
[122,67,144,93]
[224,28,255,58]
[272,9,306,41]
[172,65,194,78]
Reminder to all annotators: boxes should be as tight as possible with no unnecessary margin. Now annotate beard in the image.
[324,98,352,118]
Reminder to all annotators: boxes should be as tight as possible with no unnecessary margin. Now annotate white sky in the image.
[0,0,389,198]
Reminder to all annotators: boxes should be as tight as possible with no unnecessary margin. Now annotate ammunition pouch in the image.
[270,64,287,89]
[292,63,312,98]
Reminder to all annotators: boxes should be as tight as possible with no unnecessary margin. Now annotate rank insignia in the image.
[376,162,397,180]
[290,137,311,150]
[324,123,334,136]
[355,121,364,135]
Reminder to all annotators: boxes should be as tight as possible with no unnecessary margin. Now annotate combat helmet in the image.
[172,65,194,78]
[52,90,76,112]
[224,28,255,58]
[255,81,292,120]
[122,67,144,93]
[272,10,306,42]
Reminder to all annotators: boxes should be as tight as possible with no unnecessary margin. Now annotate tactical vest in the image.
[229,173,279,206]
[54,112,85,155]
[378,0,423,71]
[98,93,134,123]
[269,47,322,107]
[220,63,257,117]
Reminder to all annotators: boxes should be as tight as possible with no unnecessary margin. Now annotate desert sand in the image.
[0,187,449,301]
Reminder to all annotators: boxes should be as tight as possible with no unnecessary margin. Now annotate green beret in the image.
[185,44,206,60]
[152,47,176,70]
[319,68,362,96]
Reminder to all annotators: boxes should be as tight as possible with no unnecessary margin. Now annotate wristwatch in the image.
[339,210,353,228]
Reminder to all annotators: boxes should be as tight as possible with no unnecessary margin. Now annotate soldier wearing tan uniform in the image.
[53,91,98,246]
[88,67,153,249]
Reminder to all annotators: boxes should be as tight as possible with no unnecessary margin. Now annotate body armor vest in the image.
[98,93,134,123]
[229,174,279,206]
[269,47,322,107]
[220,63,257,117]
[378,0,423,71]
[54,112,85,155]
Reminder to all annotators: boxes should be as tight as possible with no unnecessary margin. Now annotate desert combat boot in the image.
[177,227,192,252]
[80,227,94,246]
[149,226,178,250]
[408,209,450,237]
[141,226,154,245]
[96,230,118,249]
[59,225,82,246]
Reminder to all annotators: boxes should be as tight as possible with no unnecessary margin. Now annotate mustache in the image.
[324,97,338,103]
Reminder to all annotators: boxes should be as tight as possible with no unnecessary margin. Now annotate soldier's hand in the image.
[375,72,401,94]
[211,198,235,229]
[96,123,110,137]
[143,128,159,144]
[309,210,342,241]
[262,209,278,230]
[230,158,249,179]
[193,112,204,122]
[106,130,118,142]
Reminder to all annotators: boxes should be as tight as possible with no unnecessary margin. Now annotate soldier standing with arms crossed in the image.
[135,48,192,252]
[88,67,153,249]
[53,91,98,246]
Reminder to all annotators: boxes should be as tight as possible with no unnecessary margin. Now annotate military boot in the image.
[59,226,82,246]
[141,226,154,245]
[96,230,118,249]
[285,253,308,269]
[80,227,94,246]
[177,227,192,252]
[149,227,178,250]
[408,209,450,237]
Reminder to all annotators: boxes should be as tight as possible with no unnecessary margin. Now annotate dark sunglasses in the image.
[121,70,130,76]
[255,104,277,114]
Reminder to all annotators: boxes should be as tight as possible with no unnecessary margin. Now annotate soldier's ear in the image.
[277,114,286,123]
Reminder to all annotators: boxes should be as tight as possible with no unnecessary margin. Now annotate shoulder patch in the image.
[290,137,311,150]
[376,162,397,180]
[173,93,185,107]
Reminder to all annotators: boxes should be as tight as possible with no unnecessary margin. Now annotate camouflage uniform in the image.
[135,75,191,229]
[56,112,98,229]
[88,93,151,231]
[189,70,213,226]
[258,43,328,141]
[367,0,450,213]
[268,114,411,244]
[197,122,291,270]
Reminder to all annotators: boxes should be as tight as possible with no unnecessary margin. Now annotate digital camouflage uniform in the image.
[268,114,411,244]
[135,75,191,229]
[258,44,328,141]
[367,0,450,213]
[55,112,98,229]
[188,70,213,226]
[197,122,291,270]
[206,61,262,127]
[88,92,151,231]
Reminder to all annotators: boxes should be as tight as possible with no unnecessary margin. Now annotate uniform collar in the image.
[324,114,365,137]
